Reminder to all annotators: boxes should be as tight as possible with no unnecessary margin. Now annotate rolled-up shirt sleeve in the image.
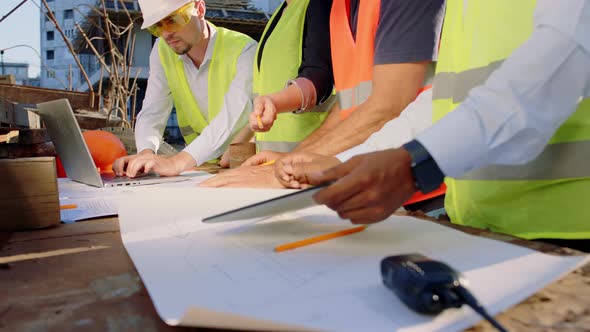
[182,41,257,165]
[416,0,590,177]
[134,40,174,154]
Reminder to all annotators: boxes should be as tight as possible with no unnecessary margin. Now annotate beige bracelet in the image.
[286,79,308,114]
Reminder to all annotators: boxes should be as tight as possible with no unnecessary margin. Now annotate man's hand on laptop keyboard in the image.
[113,150,196,178]
[113,149,154,177]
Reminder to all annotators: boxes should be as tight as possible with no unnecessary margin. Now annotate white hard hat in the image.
[138,0,193,29]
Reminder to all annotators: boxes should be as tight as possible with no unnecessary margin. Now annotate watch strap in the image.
[402,140,444,193]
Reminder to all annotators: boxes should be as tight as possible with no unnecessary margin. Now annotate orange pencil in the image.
[60,204,78,210]
[256,114,264,129]
[274,225,367,253]
[259,159,276,166]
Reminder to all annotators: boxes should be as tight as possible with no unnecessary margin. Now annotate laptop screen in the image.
[37,99,104,187]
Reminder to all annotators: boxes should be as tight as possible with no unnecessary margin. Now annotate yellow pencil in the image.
[259,159,276,166]
[274,225,367,253]
[60,204,78,210]
[256,114,264,129]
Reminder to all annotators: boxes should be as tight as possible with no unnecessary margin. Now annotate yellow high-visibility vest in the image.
[254,0,329,152]
[159,25,252,145]
[433,0,590,239]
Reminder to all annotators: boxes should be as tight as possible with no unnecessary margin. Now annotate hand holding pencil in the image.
[250,95,278,132]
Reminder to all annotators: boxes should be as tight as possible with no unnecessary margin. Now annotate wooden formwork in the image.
[0,84,99,111]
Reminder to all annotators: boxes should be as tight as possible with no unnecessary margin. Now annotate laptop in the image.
[38,98,190,188]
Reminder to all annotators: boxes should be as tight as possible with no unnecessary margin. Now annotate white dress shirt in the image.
[337,0,590,178]
[135,22,257,166]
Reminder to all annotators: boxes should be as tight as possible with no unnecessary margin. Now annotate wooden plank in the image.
[0,220,196,332]
[0,141,56,158]
[0,157,60,231]
[0,128,50,145]
[0,130,19,144]
[0,99,41,128]
[7,218,120,243]
[14,103,41,129]
[0,217,589,331]
[0,84,98,111]
[74,112,124,130]
[0,75,16,85]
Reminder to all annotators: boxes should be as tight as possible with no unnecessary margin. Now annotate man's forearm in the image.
[294,103,340,151]
[170,151,197,173]
[336,88,434,162]
[296,62,428,156]
[298,99,404,156]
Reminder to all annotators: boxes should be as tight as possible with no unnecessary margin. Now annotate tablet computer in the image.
[202,182,332,223]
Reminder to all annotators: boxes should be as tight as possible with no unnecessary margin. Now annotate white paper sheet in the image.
[118,188,589,332]
[60,196,119,223]
[58,171,213,222]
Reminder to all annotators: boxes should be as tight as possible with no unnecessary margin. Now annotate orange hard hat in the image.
[82,130,127,173]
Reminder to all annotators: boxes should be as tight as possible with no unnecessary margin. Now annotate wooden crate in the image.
[0,157,60,231]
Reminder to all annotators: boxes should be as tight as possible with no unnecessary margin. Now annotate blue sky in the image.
[1,0,41,78]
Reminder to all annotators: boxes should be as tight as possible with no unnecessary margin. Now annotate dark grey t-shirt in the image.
[349,0,445,64]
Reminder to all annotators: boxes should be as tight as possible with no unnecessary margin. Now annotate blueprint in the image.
[118,187,589,332]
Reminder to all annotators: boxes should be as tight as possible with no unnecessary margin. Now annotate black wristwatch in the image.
[402,140,444,193]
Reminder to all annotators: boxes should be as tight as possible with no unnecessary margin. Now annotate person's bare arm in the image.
[232,125,254,144]
[296,62,428,156]
[250,78,318,131]
[219,125,254,167]
[294,101,341,151]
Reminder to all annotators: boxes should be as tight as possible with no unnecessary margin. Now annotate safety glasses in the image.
[147,2,195,37]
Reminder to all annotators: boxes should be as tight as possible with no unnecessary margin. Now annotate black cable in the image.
[455,286,508,332]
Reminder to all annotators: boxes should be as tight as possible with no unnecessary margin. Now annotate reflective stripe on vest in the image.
[336,80,373,112]
[330,0,379,119]
[460,141,590,180]
[256,141,300,153]
[253,0,328,153]
[178,126,201,138]
[434,0,590,240]
[432,60,503,103]
[159,25,252,145]
[179,125,197,137]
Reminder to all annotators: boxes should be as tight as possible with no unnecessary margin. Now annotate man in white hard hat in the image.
[113,0,256,177]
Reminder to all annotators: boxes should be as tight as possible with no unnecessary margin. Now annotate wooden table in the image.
[1,215,589,332]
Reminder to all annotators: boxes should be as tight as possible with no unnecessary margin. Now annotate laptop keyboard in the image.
[101,172,156,183]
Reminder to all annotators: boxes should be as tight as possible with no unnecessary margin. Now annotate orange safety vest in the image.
[330,0,445,206]
[330,0,380,120]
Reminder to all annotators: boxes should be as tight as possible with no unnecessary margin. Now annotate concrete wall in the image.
[1,63,28,80]
[40,0,96,90]
[133,28,153,68]
[0,63,30,85]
